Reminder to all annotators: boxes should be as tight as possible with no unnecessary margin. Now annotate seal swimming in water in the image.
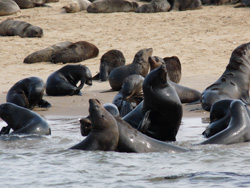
[6,77,51,109]
[23,41,73,64]
[171,0,202,11]
[70,99,119,151]
[63,0,91,13]
[135,0,171,13]
[0,0,20,16]
[0,19,43,38]
[109,48,153,91]
[87,0,138,13]
[138,64,183,141]
[201,42,250,111]
[46,65,92,96]
[0,103,51,136]
[92,49,126,81]
[201,100,250,145]
[51,41,99,64]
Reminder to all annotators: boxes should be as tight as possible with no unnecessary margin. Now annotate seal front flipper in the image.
[0,125,11,135]
[137,110,151,133]
[37,99,51,108]
[99,61,109,81]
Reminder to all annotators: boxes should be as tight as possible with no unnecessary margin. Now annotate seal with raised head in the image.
[63,0,91,13]
[24,41,73,64]
[0,0,20,16]
[171,0,202,11]
[7,77,51,109]
[70,99,119,151]
[0,19,43,38]
[201,42,250,111]
[0,103,51,135]
[138,64,183,141]
[136,0,171,13]
[201,100,250,145]
[51,41,99,64]
[46,64,92,96]
[87,0,138,13]
[92,49,126,81]
[109,48,153,91]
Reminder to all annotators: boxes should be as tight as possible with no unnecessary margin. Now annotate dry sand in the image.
[0,1,249,120]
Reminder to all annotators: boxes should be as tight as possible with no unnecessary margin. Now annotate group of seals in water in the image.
[23,41,99,64]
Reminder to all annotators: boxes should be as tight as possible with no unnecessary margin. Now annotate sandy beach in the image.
[0,1,249,119]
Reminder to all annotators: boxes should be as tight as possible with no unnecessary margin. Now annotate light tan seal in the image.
[63,0,91,13]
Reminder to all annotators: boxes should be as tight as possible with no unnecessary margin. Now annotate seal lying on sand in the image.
[201,0,239,5]
[63,0,91,13]
[46,65,92,96]
[0,0,20,16]
[92,49,126,81]
[171,0,202,11]
[234,0,250,7]
[109,48,152,91]
[138,64,183,141]
[87,0,138,13]
[13,0,54,9]
[6,77,51,109]
[0,103,51,135]
[136,0,171,13]
[201,42,250,111]
[51,41,99,64]
[70,99,119,151]
[201,100,250,145]
[0,19,43,38]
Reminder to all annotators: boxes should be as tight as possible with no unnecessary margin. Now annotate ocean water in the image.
[0,116,250,188]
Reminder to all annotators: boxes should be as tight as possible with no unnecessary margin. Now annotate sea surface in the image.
[1,116,250,188]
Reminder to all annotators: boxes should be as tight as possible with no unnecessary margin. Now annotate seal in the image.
[171,0,202,11]
[138,64,183,141]
[23,41,73,64]
[63,0,91,13]
[70,99,119,151]
[13,0,47,9]
[87,0,138,13]
[136,0,171,13]
[201,0,238,5]
[79,102,188,153]
[51,41,99,64]
[234,0,250,7]
[0,0,20,16]
[201,100,250,145]
[0,19,43,38]
[92,49,126,81]
[6,77,51,109]
[201,42,250,111]
[0,102,51,135]
[46,64,92,96]
[109,48,153,91]
[112,74,144,117]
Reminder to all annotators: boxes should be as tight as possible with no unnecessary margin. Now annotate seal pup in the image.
[201,42,250,111]
[51,41,99,64]
[0,103,51,136]
[70,99,119,151]
[46,65,92,96]
[23,41,73,64]
[87,0,138,13]
[0,19,43,38]
[109,48,153,91]
[171,0,202,11]
[138,64,183,141]
[6,77,51,109]
[63,0,91,13]
[92,49,126,81]
[113,74,144,117]
[201,100,250,145]
[136,0,171,13]
[0,0,20,16]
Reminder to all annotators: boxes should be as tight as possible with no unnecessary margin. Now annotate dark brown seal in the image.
[13,0,46,9]
[87,0,138,13]
[6,77,51,109]
[92,49,126,81]
[0,0,20,16]
[171,0,202,11]
[135,0,171,13]
[51,41,99,64]
[0,19,43,38]
[201,42,250,111]
[202,0,238,5]
[109,48,153,91]
[70,99,119,151]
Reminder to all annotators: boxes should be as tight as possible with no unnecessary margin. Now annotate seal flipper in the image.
[137,110,151,133]
[0,125,11,135]
[37,99,51,108]
[99,62,109,81]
